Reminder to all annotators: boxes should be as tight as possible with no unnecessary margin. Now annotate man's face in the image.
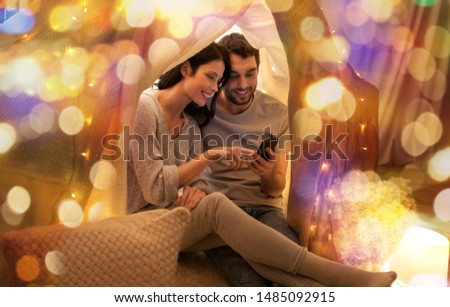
[222,53,258,106]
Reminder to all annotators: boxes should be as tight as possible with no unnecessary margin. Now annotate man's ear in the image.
[181,61,191,77]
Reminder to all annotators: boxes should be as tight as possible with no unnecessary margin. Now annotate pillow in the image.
[0,207,190,286]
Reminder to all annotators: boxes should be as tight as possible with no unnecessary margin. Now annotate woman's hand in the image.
[177,186,206,210]
[204,146,254,170]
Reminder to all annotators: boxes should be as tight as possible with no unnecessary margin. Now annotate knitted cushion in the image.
[1,207,190,286]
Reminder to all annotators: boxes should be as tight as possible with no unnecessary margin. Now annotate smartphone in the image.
[257,134,278,161]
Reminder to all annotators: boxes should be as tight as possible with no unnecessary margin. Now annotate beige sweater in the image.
[127,88,211,213]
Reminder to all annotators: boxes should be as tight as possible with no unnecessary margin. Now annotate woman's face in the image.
[183,60,225,107]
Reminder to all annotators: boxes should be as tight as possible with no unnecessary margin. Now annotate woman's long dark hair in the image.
[156,42,230,127]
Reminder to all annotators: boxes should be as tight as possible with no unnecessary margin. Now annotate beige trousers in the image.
[180,192,323,286]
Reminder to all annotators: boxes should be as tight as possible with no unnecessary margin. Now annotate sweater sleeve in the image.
[130,92,179,208]
[185,121,212,194]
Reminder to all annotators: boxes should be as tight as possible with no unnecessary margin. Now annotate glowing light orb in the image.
[28,103,56,134]
[401,122,428,157]
[195,17,228,41]
[89,161,117,191]
[425,26,450,59]
[58,199,84,228]
[39,75,66,102]
[407,48,436,82]
[427,147,450,182]
[361,0,394,23]
[434,189,450,222]
[61,63,85,90]
[49,6,83,32]
[325,89,356,122]
[1,202,24,226]
[45,251,66,275]
[305,77,344,111]
[345,2,369,27]
[300,16,324,42]
[16,255,40,282]
[58,106,85,136]
[391,26,415,52]
[0,123,17,154]
[401,164,425,191]
[313,35,350,63]
[7,57,43,93]
[148,38,181,69]
[265,0,293,12]
[415,112,443,147]
[116,54,145,85]
[125,0,155,28]
[292,108,322,141]
[419,69,447,101]
[6,186,31,215]
[168,13,194,39]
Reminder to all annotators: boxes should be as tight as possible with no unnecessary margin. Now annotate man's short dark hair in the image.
[217,33,260,67]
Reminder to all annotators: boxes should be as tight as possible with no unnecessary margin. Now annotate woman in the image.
[127,42,396,287]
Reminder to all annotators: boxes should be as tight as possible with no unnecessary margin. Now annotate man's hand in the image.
[246,147,277,177]
[177,186,206,210]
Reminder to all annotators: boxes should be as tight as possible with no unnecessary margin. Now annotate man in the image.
[201,33,299,286]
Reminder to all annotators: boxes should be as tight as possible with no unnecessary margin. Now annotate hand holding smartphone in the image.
[257,134,278,161]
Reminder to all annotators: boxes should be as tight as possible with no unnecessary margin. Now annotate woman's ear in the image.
[181,61,191,77]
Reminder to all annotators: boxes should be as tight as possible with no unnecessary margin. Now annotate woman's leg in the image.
[181,192,396,287]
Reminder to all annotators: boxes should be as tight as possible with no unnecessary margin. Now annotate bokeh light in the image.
[0,123,17,154]
[415,112,443,147]
[89,161,118,191]
[419,69,447,101]
[434,189,450,222]
[425,26,450,59]
[401,122,428,157]
[401,164,425,191]
[263,0,293,13]
[391,26,415,52]
[38,75,66,102]
[300,16,325,42]
[87,202,109,222]
[148,38,181,70]
[292,108,323,141]
[361,0,394,23]
[406,48,436,82]
[16,255,40,282]
[28,103,56,134]
[313,35,350,63]
[168,12,194,39]
[116,54,145,85]
[195,17,228,41]
[305,77,344,111]
[49,5,83,32]
[345,2,369,27]
[125,0,156,28]
[58,199,84,228]
[58,106,85,136]
[6,57,43,94]
[6,186,31,215]
[325,89,357,121]
[427,147,450,182]
[45,251,66,275]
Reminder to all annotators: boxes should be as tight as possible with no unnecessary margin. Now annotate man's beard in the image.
[224,87,255,106]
